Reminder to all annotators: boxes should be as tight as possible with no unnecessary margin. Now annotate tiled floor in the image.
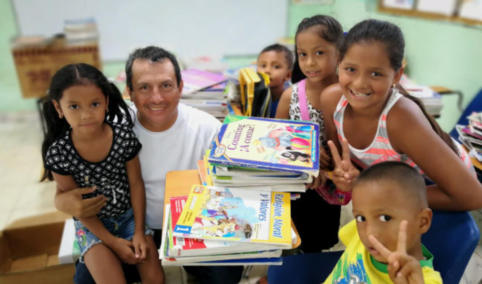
[1,111,481,283]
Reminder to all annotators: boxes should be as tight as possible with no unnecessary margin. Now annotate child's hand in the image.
[132,231,148,261]
[327,139,359,192]
[56,186,106,218]
[110,237,138,264]
[369,220,425,284]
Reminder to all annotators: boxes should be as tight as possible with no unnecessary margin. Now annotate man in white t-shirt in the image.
[57,46,243,284]
[125,47,221,231]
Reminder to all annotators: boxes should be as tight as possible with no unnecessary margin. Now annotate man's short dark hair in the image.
[125,46,182,91]
[259,43,294,70]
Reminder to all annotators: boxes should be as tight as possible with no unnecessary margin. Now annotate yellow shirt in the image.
[323,220,442,284]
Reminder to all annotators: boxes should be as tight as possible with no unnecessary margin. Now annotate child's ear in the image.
[105,96,109,112]
[285,70,292,82]
[418,207,432,234]
[52,100,63,119]
[393,66,405,85]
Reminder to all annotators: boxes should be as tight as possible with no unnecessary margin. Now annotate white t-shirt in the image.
[133,103,221,229]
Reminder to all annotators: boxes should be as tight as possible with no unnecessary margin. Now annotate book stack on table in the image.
[159,116,319,265]
[180,69,232,121]
[456,112,482,164]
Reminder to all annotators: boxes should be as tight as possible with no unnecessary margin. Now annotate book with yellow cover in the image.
[173,185,291,248]
[209,116,320,176]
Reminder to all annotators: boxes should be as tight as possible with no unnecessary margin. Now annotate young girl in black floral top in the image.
[41,63,163,284]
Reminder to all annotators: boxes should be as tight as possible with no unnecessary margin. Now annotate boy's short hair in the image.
[259,43,294,70]
[354,161,427,207]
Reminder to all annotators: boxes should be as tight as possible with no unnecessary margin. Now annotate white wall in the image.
[13,0,288,61]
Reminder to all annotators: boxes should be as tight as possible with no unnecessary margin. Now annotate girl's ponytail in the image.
[396,84,458,155]
[106,82,133,127]
[40,98,70,181]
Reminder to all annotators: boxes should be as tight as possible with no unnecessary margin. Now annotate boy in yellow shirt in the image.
[324,161,442,283]
[256,43,293,117]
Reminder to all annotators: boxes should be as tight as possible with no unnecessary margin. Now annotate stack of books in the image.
[181,69,231,120]
[160,185,292,266]
[203,115,319,192]
[456,112,482,163]
[400,75,443,117]
[159,116,319,265]
[63,18,99,46]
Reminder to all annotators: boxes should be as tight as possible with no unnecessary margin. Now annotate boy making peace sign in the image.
[324,161,442,284]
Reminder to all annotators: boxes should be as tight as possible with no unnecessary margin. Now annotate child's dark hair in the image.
[340,19,457,154]
[259,43,294,70]
[40,63,132,181]
[354,161,428,207]
[292,15,344,84]
[125,46,181,91]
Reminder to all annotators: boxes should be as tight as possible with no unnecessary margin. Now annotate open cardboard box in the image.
[0,211,75,284]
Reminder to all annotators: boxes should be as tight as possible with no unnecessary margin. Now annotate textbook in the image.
[181,69,228,95]
[173,185,292,247]
[209,116,320,176]
[213,164,304,177]
[197,161,307,191]
[168,196,280,257]
[163,256,283,266]
[212,174,311,188]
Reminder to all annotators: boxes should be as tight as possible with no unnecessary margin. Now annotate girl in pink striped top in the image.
[320,19,482,211]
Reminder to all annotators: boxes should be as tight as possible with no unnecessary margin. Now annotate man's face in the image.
[129,59,182,132]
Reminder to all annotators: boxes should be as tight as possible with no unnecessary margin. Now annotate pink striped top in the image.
[333,89,474,175]
[333,89,422,172]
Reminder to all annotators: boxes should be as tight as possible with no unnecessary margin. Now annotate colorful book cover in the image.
[168,196,278,257]
[173,185,291,247]
[209,116,320,176]
[182,69,228,95]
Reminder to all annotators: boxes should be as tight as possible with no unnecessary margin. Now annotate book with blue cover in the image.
[208,116,320,176]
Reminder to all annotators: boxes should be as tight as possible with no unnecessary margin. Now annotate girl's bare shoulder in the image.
[320,83,343,112]
[280,85,293,99]
[387,96,430,129]
[275,86,294,119]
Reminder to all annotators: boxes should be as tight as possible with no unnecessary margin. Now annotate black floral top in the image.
[45,122,141,219]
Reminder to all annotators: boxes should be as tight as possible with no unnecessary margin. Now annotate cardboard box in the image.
[0,211,75,284]
[11,36,102,99]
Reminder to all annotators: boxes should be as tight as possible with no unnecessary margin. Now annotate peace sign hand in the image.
[327,139,359,192]
[369,220,425,284]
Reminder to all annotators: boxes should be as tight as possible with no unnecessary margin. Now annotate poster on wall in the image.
[458,0,482,21]
[416,0,457,16]
[381,0,414,10]
[291,0,333,4]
